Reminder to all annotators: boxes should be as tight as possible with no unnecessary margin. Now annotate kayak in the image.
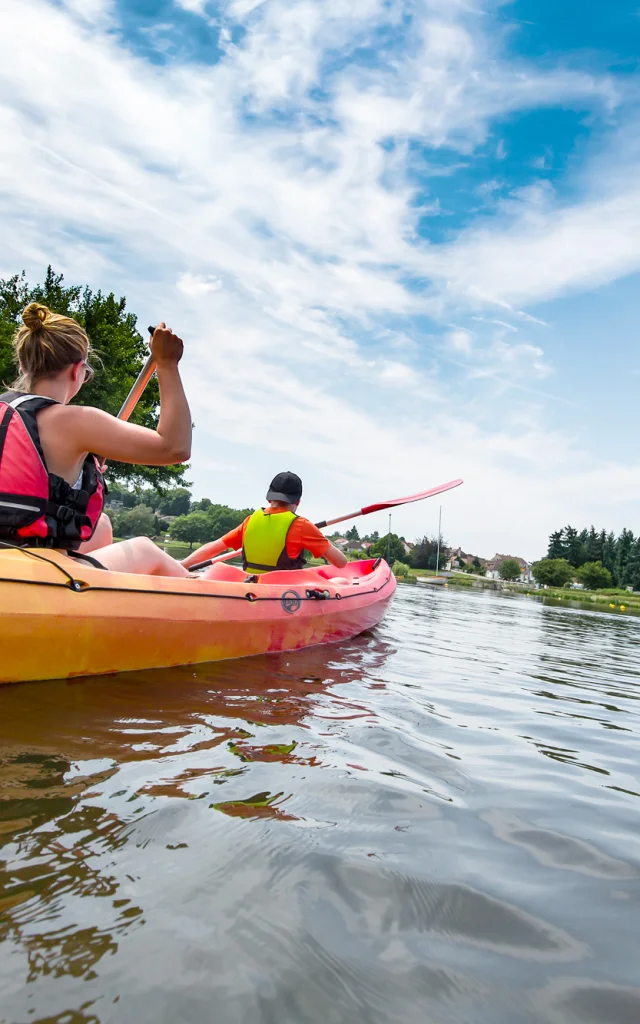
[0,550,396,685]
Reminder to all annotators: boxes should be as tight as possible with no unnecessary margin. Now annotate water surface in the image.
[1,587,640,1023]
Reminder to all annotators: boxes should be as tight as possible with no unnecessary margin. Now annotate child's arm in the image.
[181,517,248,568]
[182,537,229,568]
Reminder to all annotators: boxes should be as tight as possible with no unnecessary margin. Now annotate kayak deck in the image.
[0,550,396,684]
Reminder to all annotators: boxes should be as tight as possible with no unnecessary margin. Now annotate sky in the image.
[1,0,639,560]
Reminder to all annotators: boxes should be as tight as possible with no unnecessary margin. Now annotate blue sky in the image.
[1,0,639,559]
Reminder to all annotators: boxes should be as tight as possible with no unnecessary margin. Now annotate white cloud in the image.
[63,0,114,25]
[177,272,223,296]
[446,328,473,354]
[431,184,640,309]
[175,0,209,13]
[0,0,637,555]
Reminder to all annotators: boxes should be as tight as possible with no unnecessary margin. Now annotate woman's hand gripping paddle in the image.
[188,478,464,572]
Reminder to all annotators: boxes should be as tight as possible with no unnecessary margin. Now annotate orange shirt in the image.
[222,508,330,560]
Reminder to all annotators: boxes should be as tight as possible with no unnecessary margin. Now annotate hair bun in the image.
[22,302,50,332]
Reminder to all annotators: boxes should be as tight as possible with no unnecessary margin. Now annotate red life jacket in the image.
[0,391,104,550]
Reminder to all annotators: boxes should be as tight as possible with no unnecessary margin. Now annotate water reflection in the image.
[1,591,640,1023]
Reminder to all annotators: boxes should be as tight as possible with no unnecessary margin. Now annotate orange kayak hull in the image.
[0,552,396,684]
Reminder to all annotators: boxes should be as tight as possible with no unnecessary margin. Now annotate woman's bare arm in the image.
[42,325,192,466]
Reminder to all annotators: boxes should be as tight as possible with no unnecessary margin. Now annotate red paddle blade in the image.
[360,479,463,516]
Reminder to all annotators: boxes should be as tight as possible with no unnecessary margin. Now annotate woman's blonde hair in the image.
[12,302,94,392]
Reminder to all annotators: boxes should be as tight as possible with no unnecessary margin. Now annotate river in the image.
[1,586,639,1024]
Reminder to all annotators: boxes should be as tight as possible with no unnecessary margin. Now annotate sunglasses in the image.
[79,360,95,383]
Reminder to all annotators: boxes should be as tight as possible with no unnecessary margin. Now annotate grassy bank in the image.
[512,585,640,614]
[402,566,640,614]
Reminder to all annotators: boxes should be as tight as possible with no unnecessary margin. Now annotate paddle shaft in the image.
[187,478,464,573]
[116,328,158,422]
[96,330,156,475]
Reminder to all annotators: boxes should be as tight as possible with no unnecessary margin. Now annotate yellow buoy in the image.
[620,605,626,611]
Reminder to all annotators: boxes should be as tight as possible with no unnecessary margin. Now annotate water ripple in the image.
[1,587,640,1022]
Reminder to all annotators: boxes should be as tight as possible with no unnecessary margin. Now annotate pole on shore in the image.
[386,513,392,562]
[435,505,442,575]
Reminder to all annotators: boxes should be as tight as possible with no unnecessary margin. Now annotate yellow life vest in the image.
[242,508,306,574]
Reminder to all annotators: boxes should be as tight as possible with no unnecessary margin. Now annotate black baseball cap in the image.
[267,471,303,503]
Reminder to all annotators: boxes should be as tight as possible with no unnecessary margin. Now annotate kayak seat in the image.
[255,569,326,586]
[316,558,378,581]
[201,563,250,583]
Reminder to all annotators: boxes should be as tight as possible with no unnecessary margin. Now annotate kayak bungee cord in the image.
[0,546,393,602]
[0,539,87,590]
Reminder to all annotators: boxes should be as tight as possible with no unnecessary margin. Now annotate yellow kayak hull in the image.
[0,550,395,684]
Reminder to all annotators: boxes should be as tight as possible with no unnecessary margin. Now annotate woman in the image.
[0,302,191,576]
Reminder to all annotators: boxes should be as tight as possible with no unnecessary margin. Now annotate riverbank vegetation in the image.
[544,524,640,590]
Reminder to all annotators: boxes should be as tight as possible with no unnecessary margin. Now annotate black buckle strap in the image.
[0,406,14,462]
[66,550,107,571]
[45,502,76,524]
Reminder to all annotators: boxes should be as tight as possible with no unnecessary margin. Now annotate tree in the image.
[410,534,448,571]
[191,498,212,512]
[622,539,640,591]
[563,526,587,568]
[369,533,406,564]
[532,558,574,588]
[204,504,253,541]
[345,526,360,541]
[0,267,188,490]
[156,488,192,517]
[498,558,522,581]
[391,561,411,577]
[104,482,137,509]
[616,528,635,587]
[116,504,156,538]
[585,526,603,564]
[576,561,613,591]
[472,556,486,576]
[547,530,567,560]
[169,512,212,550]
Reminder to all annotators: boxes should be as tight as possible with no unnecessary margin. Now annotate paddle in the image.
[188,478,464,572]
[116,327,158,422]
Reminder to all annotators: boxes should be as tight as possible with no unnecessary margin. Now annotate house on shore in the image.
[486,554,533,583]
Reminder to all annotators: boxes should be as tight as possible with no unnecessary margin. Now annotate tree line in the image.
[105,483,253,548]
[532,525,640,590]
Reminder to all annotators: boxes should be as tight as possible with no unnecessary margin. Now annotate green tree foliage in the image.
[546,525,640,587]
[576,561,613,590]
[532,558,574,588]
[391,561,411,577]
[169,512,212,549]
[472,556,486,576]
[498,558,522,581]
[156,488,192,517]
[585,526,603,563]
[116,504,156,538]
[0,267,188,490]
[191,498,212,512]
[409,534,449,571]
[547,531,566,560]
[369,533,406,564]
[622,539,640,591]
[205,505,253,541]
[345,526,360,541]
[105,482,138,509]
